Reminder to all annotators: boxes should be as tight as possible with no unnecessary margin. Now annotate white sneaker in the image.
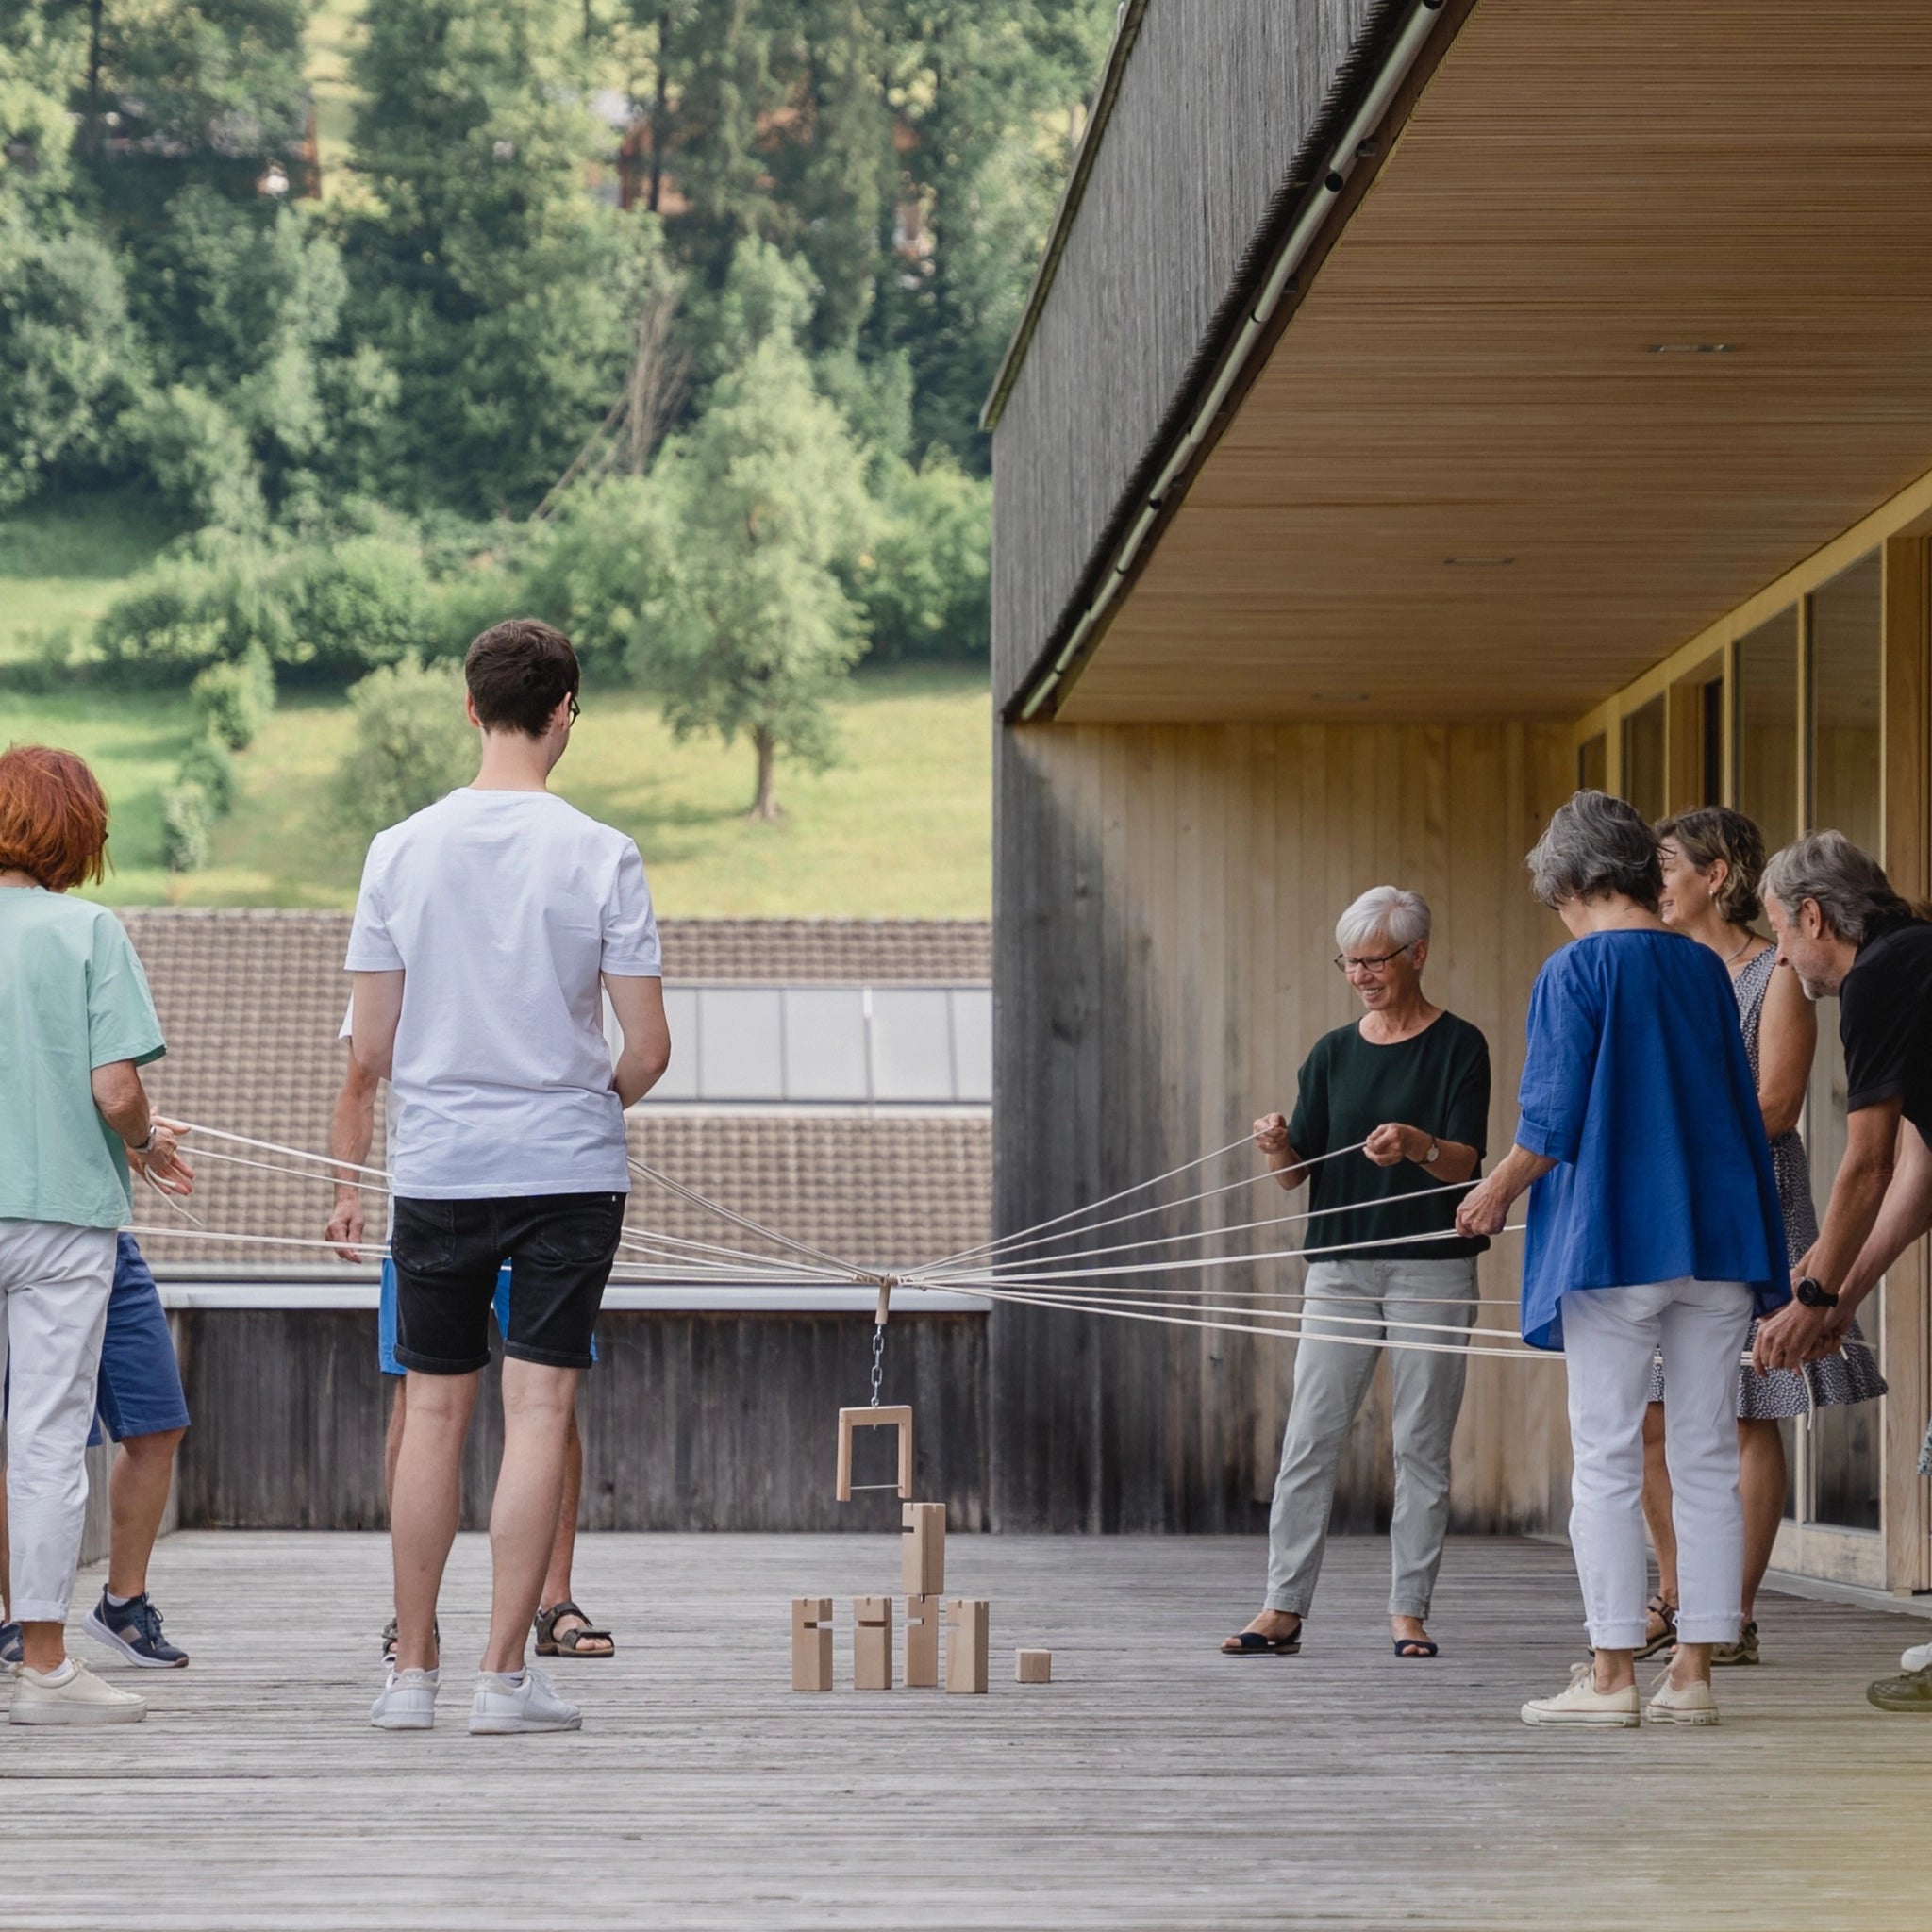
[469,1664,581,1735]
[1520,1659,1641,1728]
[369,1666,440,1730]
[1901,1639,1932,1674]
[1645,1665,1720,1726]
[9,1657,147,1725]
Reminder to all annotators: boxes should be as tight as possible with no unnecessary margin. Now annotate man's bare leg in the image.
[391,1369,477,1674]
[537,1410,612,1655]
[106,1429,186,1600]
[482,1359,577,1676]
[383,1380,407,1518]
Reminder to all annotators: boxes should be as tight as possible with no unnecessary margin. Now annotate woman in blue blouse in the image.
[1457,791,1788,1730]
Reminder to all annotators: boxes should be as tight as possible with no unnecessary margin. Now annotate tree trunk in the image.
[648,10,670,214]
[748,728,781,822]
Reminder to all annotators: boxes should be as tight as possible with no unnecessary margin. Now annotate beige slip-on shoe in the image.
[9,1658,147,1725]
[1521,1660,1641,1728]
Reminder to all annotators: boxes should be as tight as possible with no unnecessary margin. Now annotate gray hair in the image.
[1335,885,1432,956]
[1762,830,1909,942]
[1526,790,1662,911]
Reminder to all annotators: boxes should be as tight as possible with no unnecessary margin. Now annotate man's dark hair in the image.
[464,618,580,737]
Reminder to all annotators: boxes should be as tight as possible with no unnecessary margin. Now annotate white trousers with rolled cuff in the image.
[1561,1276,1753,1651]
[0,1219,116,1624]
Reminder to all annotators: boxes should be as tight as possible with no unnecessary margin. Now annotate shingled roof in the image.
[118,909,990,1274]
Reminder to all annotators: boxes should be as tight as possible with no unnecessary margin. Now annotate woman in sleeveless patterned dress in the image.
[1638,809,1887,1665]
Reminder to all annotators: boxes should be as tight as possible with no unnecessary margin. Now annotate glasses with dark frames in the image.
[1332,943,1412,977]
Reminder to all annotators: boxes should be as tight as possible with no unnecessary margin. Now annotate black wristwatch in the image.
[1793,1275,1840,1309]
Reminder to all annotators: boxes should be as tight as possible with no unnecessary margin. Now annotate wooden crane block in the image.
[901,1502,946,1596]
[904,1592,940,1688]
[854,1595,894,1690]
[945,1598,989,1695]
[791,1597,832,1692]
[835,1405,913,1502]
[1015,1648,1052,1684]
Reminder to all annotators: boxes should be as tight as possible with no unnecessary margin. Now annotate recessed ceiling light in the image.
[1444,556,1514,567]
[1647,342,1733,355]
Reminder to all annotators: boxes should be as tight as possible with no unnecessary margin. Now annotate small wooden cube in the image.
[854,1594,894,1690]
[1015,1648,1052,1684]
[905,1592,940,1688]
[901,1502,946,1596]
[945,1598,989,1695]
[791,1597,832,1692]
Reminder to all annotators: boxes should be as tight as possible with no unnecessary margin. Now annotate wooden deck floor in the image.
[2,1531,1928,1931]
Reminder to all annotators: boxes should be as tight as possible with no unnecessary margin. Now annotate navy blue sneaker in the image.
[0,1621,20,1668]
[84,1591,189,1669]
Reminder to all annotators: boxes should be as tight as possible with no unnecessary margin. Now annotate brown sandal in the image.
[534,1599,615,1657]
[1635,1594,1676,1660]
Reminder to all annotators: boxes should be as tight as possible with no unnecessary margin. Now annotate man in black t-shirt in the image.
[1756,831,1932,1715]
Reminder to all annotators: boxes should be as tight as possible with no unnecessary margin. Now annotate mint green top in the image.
[0,887,165,1229]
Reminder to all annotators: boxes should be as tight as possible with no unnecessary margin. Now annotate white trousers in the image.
[1561,1277,1753,1650]
[0,1219,115,1624]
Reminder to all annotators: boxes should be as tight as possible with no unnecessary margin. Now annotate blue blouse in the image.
[1514,929,1791,1351]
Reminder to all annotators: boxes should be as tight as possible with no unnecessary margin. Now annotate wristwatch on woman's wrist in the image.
[1793,1275,1840,1309]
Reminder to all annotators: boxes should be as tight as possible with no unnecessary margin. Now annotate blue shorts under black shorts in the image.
[377,1258,596,1376]
[91,1234,192,1446]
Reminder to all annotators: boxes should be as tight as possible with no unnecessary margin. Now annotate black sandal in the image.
[1634,1594,1676,1661]
[1392,1637,1439,1658]
[535,1599,615,1657]
[1222,1624,1302,1657]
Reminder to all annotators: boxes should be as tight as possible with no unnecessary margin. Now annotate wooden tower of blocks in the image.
[791,1598,832,1692]
[945,1598,989,1694]
[854,1595,894,1690]
[901,1502,945,1595]
[905,1592,940,1688]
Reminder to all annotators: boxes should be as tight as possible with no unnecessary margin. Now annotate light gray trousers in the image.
[1264,1256,1478,1621]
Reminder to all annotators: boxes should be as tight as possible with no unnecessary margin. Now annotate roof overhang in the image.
[1033,0,1932,724]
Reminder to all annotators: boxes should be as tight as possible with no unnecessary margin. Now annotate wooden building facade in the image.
[986,0,1932,1598]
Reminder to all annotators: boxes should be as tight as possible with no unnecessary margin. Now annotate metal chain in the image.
[869,1322,885,1407]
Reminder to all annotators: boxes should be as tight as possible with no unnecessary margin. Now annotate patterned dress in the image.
[1647,945,1889,1417]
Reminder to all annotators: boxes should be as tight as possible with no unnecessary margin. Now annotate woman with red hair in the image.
[0,744,192,1724]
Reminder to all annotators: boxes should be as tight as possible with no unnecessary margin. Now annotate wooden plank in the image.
[5,1531,1927,1928]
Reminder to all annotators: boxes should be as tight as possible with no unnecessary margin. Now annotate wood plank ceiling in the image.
[1058,0,1932,724]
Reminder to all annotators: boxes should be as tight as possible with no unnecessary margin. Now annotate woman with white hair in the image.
[1224,885,1491,1662]
[1456,791,1788,1729]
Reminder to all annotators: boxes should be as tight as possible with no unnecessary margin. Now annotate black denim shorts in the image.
[389,1192,626,1374]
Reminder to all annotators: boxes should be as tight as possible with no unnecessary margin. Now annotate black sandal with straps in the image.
[1635,1593,1676,1661]
[535,1599,615,1658]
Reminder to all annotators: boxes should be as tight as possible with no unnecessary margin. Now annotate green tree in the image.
[348,0,659,511]
[630,323,872,819]
[330,656,476,841]
[857,450,988,660]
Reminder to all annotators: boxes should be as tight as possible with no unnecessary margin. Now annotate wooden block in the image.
[853,1594,893,1690]
[945,1598,989,1695]
[904,1593,940,1688]
[901,1502,946,1596]
[791,1597,832,1692]
[835,1405,914,1502]
[1015,1648,1052,1684]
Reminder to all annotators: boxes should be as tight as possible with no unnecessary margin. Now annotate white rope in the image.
[129,1225,386,1257]
[946,1176,1484,1279]
[612,1222,857,1281]
[192,1145,391,1196]
[913,1132,1329,1275]
[172,1121,391,1183]
[627,1158,869,1280]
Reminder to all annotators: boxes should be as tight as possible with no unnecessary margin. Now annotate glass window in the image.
[1621,696,1665,823]
[951,989,993,1102]
[871,988,957,1102]
[782,989,871,1101]
[697,988,784,1100]
[1802,550,1885,1530]
[1578,732,1607,792]
[1736,607,1799,850]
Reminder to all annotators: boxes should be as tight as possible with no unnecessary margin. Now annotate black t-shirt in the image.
[1840,917,1932,1141]
[1286,1010,1491,1261]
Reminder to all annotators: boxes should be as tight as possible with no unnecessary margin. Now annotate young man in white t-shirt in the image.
[347,619,671,1735]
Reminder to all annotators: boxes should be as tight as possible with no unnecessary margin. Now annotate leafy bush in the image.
[161,780,213,873]
[126,384,266,531]
[330,657,475,841]
[174,733,238,816]
[191,645,275,749]
[857,455,990,662]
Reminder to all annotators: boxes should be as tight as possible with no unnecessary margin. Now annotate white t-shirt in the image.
[344,789,662,1199]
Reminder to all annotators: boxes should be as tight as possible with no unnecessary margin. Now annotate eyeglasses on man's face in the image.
[565,692,581,725]
[1333,943,1412,977]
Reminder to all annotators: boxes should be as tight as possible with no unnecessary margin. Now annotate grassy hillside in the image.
[0,491,183,663]
[1,666,991,916]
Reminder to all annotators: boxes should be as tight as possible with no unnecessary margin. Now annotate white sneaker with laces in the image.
[9,1657,147,1725]
[1644,1664,1720,1726]
[1520,1659,1641,1728]
[370,1666,441,1730]
[469,1664,581,1735]
[1901,1639,1932,1674]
